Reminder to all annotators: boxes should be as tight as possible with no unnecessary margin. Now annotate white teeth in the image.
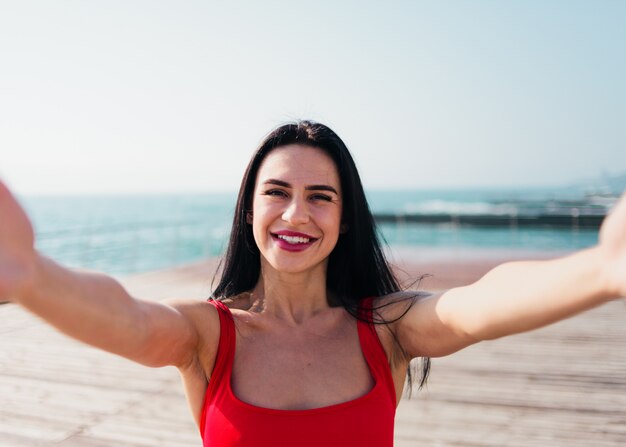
[277,234,311,244]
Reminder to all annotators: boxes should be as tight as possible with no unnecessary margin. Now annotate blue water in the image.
[21,187,601,275]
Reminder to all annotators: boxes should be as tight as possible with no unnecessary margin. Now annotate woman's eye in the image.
[264,189,287,197]
[311,194,332,202]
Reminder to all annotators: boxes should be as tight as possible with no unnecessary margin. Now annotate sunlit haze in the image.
[1,1,625,195]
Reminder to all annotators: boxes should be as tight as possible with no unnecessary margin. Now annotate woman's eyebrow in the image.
[263,178,338,195]
[263,179,290,188]
[306,184,338,194]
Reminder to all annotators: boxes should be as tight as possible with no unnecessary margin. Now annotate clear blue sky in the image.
[1,1,625,194]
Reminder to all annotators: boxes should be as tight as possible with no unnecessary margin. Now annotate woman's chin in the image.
[262,257,328,276]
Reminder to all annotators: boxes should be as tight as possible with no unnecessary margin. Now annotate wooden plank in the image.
[1,259,625,446]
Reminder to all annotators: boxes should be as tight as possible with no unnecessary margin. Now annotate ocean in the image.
[21,186,604,275]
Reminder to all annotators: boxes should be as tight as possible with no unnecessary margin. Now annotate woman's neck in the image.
[249,261,331,325]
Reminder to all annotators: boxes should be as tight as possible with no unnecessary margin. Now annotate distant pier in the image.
[374,211,606,229]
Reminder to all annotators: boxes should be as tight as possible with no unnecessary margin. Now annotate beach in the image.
[1,249,625,446]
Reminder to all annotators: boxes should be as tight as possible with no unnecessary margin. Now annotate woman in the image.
[0,121,624,446]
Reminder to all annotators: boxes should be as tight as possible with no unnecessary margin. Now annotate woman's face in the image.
[251,144,343,275]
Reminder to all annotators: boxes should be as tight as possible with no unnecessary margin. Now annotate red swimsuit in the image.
[200,297,397,446]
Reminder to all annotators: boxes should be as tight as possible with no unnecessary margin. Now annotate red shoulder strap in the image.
[357,297,397,408]
[206,299,236,392]
[199,299,236,435]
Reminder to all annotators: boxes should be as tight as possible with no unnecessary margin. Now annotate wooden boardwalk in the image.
[1,259,625,446]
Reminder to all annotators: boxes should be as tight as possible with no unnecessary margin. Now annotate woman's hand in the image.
[598,190,626,298]
[395,191,626,358]
[0,180,37,302]
[0,179,210,368]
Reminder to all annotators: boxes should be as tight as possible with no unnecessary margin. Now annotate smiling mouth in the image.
[272,233,317,245]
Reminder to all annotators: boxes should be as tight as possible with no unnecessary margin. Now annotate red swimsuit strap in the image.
[357,296,397,408]
[207,298,236,389]
[199,298,236,435]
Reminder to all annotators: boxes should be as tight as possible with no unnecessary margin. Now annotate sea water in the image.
[21,187,601,275]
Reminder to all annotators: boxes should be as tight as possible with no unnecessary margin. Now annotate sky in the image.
[1,1,625,195]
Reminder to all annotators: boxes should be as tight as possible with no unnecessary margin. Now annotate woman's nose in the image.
[282,198,310,225]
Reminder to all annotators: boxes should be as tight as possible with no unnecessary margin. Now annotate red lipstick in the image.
[271,230,318,252]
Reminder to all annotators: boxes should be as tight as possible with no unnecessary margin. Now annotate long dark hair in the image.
[212,120,429,391]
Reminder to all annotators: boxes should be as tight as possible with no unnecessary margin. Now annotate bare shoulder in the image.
[218,291,254,310]
[160,297,220,325]
[159,297,221,363]
[362,291,437,369]
[159,292,252,346]
[376,289,479,359]
[372,290,437,323]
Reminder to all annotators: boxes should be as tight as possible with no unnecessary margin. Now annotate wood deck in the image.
[1,258,625,446]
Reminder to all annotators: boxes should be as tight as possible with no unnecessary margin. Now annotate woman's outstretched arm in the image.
[0,180,210,368]
[395,191,626,359]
